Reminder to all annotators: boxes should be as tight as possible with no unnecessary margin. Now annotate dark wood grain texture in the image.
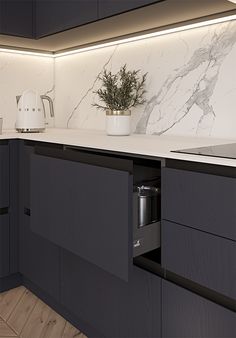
[162,280,236,338]
[35,0,98,37]
[0,215,9,278]
[61,249,161,338]
[0,0,33,37]
[162,220,236,299]
[30,153,132,281]
[162,167,236,240]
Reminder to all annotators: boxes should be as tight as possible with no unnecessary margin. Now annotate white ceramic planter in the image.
[106,110,131,136]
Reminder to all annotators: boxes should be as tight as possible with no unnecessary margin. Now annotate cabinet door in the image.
[0,0,33,38]
[98,0,160,19]
[61,249,161,338]
[36,0,98,38]
[162,280,236,338]
[162,167,236,240]
[19,214,60,300]
[20,145,34,210]
[0,215,9,278]
[31,152,132,281]
[0,144,9,209]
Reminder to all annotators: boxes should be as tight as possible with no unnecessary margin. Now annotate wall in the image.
[54,19,236,139]
[1,19,236,139]
[0,52,54,129]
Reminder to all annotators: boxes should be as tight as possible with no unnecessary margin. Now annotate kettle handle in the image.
[16,95,21,104]
[41,95,54,117]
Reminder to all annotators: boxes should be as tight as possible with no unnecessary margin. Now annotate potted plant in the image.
[93,64,147,136]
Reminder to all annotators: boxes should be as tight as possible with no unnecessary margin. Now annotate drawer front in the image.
[19,215,60,300]
[162,280,236,338]
[61,249,161,338]
[0,215,9,278]
[0,145,9,208]
[31,153,132,281]
[162,220,236,299]
[162,168,236,240]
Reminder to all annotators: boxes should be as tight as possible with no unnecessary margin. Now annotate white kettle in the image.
[15,89,54,133]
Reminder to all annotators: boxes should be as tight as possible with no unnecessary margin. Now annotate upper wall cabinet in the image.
[98,0,160,19]
[0,0,34,38]
[35,0,98,38]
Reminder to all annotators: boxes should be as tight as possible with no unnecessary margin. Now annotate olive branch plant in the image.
[93,65,147,111]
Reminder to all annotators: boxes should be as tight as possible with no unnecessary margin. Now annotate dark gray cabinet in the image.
[0,144,9,209]
[35,0,98,38]
[162,167,236,240]
[0,0,34,38]
[98,0,160,19]
[162,280,236,338]
[19,142,60,300]
[21,144,34,210]
[30,152,132,281]
[0,215,9,278]
[0,143,10,279]
[61,249,161,338]
[162,220,236,300]
[19,214,60,300]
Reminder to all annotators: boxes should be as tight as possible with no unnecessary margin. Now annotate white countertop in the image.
[2,128,236,168]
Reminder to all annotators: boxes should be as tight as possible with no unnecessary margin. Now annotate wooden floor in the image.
[0,286,87,338]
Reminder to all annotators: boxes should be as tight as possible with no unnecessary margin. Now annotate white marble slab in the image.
[54,19,236,140]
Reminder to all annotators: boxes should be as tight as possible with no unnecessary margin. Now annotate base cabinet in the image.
[162,280,236,338]
[0,215,9,278]
[19,215,60,301]
[61,249,161,338]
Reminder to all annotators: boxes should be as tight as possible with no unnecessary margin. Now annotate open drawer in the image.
[30,145,161,281]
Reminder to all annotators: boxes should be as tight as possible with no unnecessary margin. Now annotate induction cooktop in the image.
[172,143,236,160]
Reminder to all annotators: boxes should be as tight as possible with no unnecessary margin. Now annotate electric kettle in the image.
[15,89,54,132]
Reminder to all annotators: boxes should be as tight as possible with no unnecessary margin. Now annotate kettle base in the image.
[16,128,45,133]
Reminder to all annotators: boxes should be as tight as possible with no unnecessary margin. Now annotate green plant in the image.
[93,64,147,111]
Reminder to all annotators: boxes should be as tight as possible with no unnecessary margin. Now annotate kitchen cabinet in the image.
[35,0,98,38]
[30,147,133,281]
[0,143,9,209]
[18,142,60,300]
[162,220,236,300]
[0,0,34,38]
[162,167,236,240]
[98,0,160,19]
[19,214,60,300]
[0,142,10,279]
[0,215,10,278]
[162,280,236,338]
[61,249,161,338]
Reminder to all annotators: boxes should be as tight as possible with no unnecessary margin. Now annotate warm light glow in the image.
[0,13,236,58]
[0,47,52,57]
[55,14,236,58]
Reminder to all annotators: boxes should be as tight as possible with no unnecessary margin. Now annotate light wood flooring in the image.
[0,286,87,338]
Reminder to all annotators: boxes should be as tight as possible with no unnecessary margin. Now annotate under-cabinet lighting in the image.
[55,14,236,57]
[0,47,53,57]
[0,13,236,58]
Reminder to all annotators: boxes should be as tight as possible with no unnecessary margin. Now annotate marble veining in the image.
[136,21,236,136]
[54,20,236,139]
[66,46,118,128]
[1,19,236,139]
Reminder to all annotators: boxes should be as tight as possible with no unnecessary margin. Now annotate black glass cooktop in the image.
[172,143,236,160]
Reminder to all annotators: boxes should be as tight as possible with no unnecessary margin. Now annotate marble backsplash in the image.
[54,19,236,139]
[0,52,54,129]
[1,18,236,139]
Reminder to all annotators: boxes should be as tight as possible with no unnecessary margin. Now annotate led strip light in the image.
[0,13,236,58]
